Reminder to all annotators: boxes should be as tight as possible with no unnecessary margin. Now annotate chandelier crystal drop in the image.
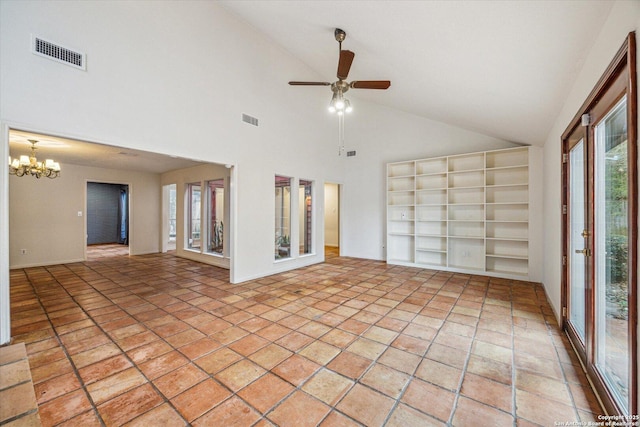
[8,139,61,179]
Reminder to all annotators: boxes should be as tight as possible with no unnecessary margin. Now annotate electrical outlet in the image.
[20,249,27,255]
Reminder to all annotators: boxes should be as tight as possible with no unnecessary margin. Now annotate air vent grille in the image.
[347,151,357,157]
[242,113,259,127]
[32,36,86,70]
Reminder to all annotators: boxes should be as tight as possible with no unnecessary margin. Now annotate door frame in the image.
[561,32,637,416]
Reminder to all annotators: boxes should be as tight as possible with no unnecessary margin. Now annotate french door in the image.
[562,33,637,416]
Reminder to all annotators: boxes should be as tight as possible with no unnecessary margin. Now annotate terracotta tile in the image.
[268,390,330,427]
[178,337,221,359]
[302,368,354,405]
[387,403,446,427]
[86,367,147,404]
[256,323,292,341]
[452,395,513,426]
[475,328,513,349]
[55,410,101,427]
[217,359,266,391]
[28,346,67,368]
[276,331,314,351]
[391,334,430,355]
[139,350,189,379]
[0,359,31,390]
[30,358,74,384]
[228,334,270,356]
[34,371,81,404]
[127,340,172,364]
[568,382,602,413]
[472,340,513,365]
[237,373,294,413]
[361,363,410,399]
[402,377,455,421]
[78,354,132,385]
[37,388,92,426]
[516,389,578,426]
[0,382,38,423]
[195,347,242,374]
[299,341,340,365]
[425,342,469,369]
[71,342,122,369]
[238,316,273,332]
[192,395,260,426]
[319,329,357,348]
[320,410,362,427]
[415,359,462,391]
[515,351,563,379]
[297,321,332,338]
[171,379,232,422]
[338,318,370,335]
[515,369,572,404]
[326,351,372,379]
[460,372,512,413]
[248,343,293,369]
[363,325,398,345]
[123,403,185,426]
[211,326,249,344]
[117,330,160,352]
[273,354,321,386]
[154,363,208,399]
[337,383,395,427]
[97,383,163,426]
[377,347,421,374]
[466,354,512,385]
[346,337,386,360]
[165,328,206,348]
[375,316,409,332]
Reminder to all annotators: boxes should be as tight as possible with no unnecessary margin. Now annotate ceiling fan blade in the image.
[350,80,391,90]
[289,81,331,86]
[337,50,355,80]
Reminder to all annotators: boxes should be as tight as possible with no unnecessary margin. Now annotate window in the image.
[299,179,313,255]
[562,32,636,416]
[275,175,291,259]
[187,183,201,250]
[168,184,176,242]
[207,179,224,255]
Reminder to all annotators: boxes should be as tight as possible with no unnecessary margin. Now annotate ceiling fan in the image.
[289,28,391,115]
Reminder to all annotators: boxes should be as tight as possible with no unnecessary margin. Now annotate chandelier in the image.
[8,139,61,179]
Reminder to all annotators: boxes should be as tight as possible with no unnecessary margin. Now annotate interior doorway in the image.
[86,182,129,254]
[324,183,340,259]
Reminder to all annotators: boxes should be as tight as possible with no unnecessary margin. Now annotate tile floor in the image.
[7,249,603,426]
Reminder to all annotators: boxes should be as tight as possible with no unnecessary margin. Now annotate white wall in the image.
[541,0,640,321]
[0,0,344,287]
[339,102,518,260]
[324,183,340,247]
[9,163,161,268]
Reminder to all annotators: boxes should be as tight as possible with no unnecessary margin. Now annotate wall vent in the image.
[242,113,259,127]
[346,150,357,157]
[32,35,86,70]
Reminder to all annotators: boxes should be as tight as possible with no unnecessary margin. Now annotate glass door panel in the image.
[594,96,629,412]
[568,139,587,343]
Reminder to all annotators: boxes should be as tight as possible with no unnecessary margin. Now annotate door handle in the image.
[575,248,591,256]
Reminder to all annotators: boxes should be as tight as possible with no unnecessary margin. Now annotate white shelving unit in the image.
[386,146,541,281]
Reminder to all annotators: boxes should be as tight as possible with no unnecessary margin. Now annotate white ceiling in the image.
[9,130,205,174]
[219,0,614,146]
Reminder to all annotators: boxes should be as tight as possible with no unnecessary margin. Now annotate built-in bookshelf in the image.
[386,146,541,281]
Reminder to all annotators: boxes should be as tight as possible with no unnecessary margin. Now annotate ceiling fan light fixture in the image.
[344,99,353,113]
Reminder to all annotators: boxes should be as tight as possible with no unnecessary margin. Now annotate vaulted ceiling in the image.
[219,0,614,146]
